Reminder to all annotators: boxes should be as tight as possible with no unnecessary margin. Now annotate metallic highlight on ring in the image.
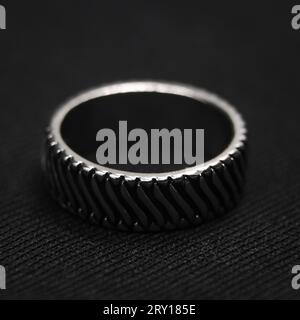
[42,81,247,232]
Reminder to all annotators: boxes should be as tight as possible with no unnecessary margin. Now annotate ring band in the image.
[42,81,247,232]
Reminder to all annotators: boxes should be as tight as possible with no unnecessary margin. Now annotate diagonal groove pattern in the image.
[43,133,247,232]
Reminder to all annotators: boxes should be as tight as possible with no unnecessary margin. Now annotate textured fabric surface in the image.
[0,1,300,299]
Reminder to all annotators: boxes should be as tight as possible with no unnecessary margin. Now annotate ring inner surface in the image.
[60,92,234,174]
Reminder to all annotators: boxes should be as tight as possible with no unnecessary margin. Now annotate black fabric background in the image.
[0,0,300,299]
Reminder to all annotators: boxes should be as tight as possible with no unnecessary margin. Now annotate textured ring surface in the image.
[42,81,247,232]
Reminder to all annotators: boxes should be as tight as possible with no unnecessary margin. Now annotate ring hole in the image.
[60,92,234,174]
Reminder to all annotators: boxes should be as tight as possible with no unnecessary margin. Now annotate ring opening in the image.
[60,91,234,174]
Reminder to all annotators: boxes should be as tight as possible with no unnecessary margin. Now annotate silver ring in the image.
[43,81,247,232]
